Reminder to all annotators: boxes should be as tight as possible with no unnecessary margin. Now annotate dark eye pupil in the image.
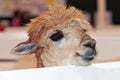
[50,30,64,41]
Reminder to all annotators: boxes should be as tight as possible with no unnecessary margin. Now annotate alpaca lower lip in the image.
[80,54,94,61]
[83,56,94,61]
[76,53,94,61]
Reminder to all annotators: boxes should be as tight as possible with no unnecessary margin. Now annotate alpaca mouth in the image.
[76,52,94,61]
[76,48,97,62]
[76,51,96,66]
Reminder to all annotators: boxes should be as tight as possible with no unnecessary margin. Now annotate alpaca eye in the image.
[50,30,64,41]
[83,29,87,32]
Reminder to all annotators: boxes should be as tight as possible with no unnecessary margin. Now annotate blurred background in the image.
[0,0,120,70]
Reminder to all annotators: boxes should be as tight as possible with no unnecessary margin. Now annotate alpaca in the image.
[12,5,97,68]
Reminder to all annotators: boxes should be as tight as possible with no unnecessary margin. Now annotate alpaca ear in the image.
[12,42,38,55]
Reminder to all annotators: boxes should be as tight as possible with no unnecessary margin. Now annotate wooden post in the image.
[97,0,106,28]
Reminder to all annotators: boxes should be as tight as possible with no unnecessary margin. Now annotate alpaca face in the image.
[40,20,96,67]
[12,19,96,67]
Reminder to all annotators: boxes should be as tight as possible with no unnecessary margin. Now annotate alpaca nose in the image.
[82,39,96,49]
[80,39,97,60]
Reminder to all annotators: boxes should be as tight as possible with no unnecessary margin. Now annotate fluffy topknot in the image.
[27,5,90,43]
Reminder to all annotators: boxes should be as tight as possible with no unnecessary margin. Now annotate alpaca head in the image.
[12,5,97,67]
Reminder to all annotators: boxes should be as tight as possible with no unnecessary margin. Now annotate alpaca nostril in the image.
[82,39,96,49]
